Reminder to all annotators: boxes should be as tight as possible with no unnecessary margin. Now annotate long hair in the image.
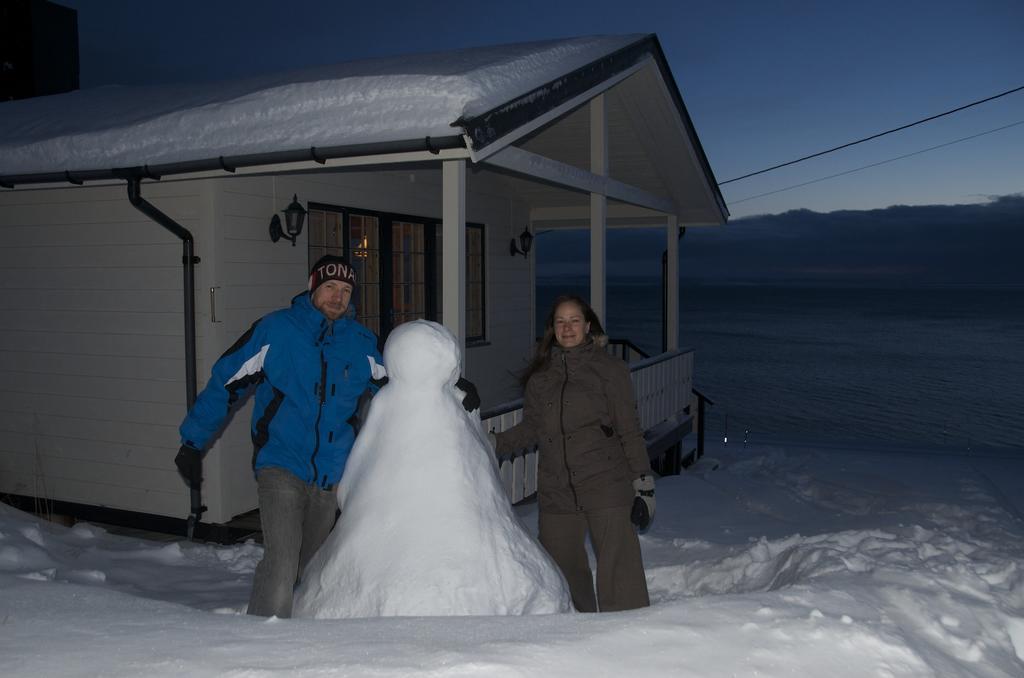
[520,295,605,387]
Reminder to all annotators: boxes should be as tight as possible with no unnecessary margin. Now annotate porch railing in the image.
[480,348,695,504]
[607,338,650,363]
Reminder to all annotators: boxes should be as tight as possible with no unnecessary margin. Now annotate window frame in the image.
[307,202,486,344]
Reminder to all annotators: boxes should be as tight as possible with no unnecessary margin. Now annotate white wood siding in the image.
[0,167,537,525]
[205,170,535,521]
[201,175,305,523]
[465,173,534,405]
[0,182,200,519]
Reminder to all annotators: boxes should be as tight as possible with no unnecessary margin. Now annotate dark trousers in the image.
[539,506,650,612]
[247,467,338,618]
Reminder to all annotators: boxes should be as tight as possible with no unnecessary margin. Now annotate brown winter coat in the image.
[496,338,651,514]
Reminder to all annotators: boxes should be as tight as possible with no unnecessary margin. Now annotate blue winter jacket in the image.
[179,292,383,489]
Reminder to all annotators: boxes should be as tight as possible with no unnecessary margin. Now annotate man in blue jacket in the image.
[174,255,387,618]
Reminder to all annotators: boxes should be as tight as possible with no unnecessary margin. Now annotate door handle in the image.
[210,287,222,323]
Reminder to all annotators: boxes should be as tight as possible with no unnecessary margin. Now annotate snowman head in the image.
[383,320,461,388]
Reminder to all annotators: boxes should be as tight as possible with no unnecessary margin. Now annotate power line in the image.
[718,85,1024,185]
[728,119,1024,205]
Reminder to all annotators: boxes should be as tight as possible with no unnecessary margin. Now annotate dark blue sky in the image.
[55,1,1005,456]
[58,0,1024,219]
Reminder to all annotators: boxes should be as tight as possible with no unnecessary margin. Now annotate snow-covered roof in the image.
[0,35,649,184]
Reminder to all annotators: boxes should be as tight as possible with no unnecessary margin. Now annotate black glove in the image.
[630,474,656,530]
[455,376,481,412]
[174,445,203,489]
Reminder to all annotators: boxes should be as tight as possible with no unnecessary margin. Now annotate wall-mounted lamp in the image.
[509,227,533,258]
[269,194,307,246]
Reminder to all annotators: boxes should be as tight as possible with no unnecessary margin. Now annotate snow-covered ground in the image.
[3,440,1024,677]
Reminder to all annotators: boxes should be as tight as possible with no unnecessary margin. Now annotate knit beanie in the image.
[308,255,356,293]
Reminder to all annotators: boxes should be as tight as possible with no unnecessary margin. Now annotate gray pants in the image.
[247,466,338,618]
[539,506,650,613]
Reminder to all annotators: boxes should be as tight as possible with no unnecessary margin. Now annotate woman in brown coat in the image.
[494,295,655,612]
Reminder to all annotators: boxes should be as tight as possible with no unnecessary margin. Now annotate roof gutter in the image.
[0,135,466,188]
[125,177,205,539]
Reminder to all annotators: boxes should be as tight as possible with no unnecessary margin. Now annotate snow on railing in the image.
[481,348,695,504]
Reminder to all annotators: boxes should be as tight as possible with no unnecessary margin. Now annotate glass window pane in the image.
[327,211,342,252]
[310,210,485,341]
[465,225,485,340]
[347,214,379,328]
[390,221,427,329]
[309,246,326,267]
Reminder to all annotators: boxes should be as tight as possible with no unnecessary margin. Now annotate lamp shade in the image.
[518,228,533,255]
[283,194,307,238]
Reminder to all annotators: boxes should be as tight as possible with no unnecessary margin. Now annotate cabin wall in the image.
[197,174,306,524]
[0,181,200,521]
[214,169,533,405]
[0,167,535,525]
[466,173,535,404]
[203,169,534,522]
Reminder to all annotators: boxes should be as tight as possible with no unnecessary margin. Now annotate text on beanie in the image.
[309,255,357,293]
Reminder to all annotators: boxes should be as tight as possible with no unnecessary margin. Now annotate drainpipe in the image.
[126,178,205,539]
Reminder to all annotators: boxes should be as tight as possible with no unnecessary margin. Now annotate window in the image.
[466,224,485,342]
[392,221,428,327]
[432,222,485,343]
[349,213,382,335]
[307,203,485,343]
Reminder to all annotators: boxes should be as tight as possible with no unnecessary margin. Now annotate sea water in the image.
[538,280,1024,452]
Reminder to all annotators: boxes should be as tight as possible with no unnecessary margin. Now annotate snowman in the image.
[293,320,572,618]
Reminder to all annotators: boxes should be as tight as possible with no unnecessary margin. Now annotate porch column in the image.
[442,159,466,346]
[665,214,679,350]
[589,93,608,322]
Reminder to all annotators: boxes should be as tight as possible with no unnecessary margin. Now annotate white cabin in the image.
[0,34,727,530]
